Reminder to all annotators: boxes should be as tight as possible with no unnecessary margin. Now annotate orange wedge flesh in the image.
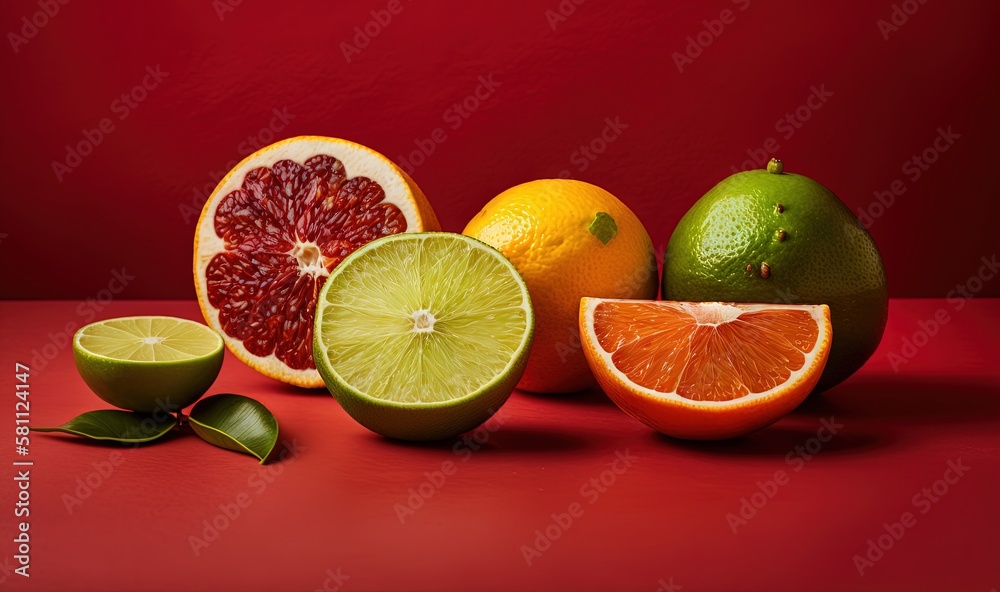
[581,299,831,440]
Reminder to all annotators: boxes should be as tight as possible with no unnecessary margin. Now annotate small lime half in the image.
[313,232,534,441]
[73,316,224,412]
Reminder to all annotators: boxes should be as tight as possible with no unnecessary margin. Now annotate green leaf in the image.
[589,212,618,245]
[31,410,176,443]
[188,394,278,463]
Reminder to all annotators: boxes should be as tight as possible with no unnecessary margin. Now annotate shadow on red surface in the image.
[516,387,617,408]
[804,375,1000,424]
[641,375,1000,457]
[375,425,592,454]
[654,423,890,457]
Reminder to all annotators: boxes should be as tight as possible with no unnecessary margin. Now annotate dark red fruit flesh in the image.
[205,154,407,370]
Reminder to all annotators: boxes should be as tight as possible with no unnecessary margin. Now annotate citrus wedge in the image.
[73,316,224,413]
[314,232,533,441]
[194,136,440,388]
[580,299,831,439]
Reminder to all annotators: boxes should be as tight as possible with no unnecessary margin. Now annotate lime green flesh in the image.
[663,168,888,392]
[77,316,222,361]
[318,234,530,403]
[314,232,533,441]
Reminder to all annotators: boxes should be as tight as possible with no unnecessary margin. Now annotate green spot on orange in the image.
[589,212,618,244]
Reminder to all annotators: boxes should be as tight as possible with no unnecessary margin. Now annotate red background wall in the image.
[2,0,998,299]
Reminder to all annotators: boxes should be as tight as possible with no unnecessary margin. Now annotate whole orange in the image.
[464,179,658,393]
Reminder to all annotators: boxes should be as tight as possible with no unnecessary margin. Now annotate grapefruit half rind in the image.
[194,136,439,387]
[580,299,832,440]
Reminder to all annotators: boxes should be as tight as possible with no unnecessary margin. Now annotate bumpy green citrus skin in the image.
[663,167,888,392]
[73,337,223,413]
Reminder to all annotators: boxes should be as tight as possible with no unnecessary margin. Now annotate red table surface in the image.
[1,298,998,592]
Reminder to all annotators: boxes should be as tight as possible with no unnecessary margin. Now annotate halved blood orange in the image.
[194,136,440,387]
[580,299,831,439]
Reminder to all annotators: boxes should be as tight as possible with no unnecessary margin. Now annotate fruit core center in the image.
[291,242,327,276]
[683,302,743,326]
[140,336,165,345]
[410,309,436,333]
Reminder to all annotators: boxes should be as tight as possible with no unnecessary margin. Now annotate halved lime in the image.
[73,316,224,413]
[313,232,534,441]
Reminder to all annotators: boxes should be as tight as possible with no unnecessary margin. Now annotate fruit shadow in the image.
[654,423,889,457]
[262,424,302,464]
[268,383,330,397]
[667,375,1000,457]
[515,386,616,407]
[375,425,592,455]
[795,375,1000,425]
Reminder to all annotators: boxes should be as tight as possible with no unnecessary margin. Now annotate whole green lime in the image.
[662,160,888,392]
